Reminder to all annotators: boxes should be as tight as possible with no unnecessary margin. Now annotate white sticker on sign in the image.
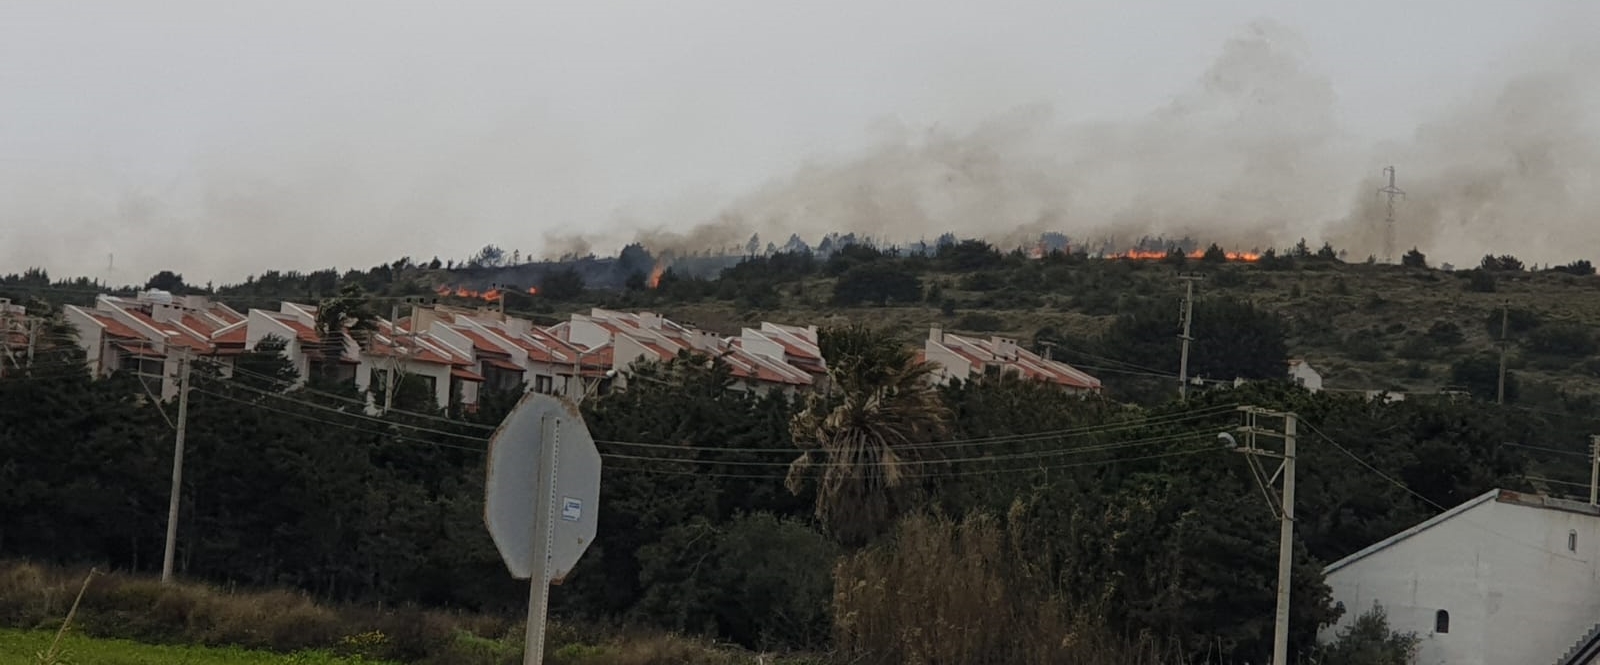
[561,497,582,522]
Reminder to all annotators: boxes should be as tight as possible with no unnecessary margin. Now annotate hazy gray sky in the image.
[3,1,1596,284]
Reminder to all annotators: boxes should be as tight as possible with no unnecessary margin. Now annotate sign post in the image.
[484,392,601,665]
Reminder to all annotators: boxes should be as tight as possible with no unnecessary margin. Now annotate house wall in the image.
[1322,499,1600,665]
[567,319,612,350]
[739,330,786,363]
[62,307,107,376]
[922,341,973,385]
[1290,363,1323,392]
[246,311,309,383]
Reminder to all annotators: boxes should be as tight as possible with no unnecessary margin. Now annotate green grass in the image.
[0,628,392,665]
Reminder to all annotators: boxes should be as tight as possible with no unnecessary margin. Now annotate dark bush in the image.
[1526,323,1597,358]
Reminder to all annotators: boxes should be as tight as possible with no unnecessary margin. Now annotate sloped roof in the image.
[1321,489,1600,575]
[934,332,1101,390]
[85,312,147,340]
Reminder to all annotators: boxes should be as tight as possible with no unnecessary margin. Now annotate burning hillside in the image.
[1105,248,1261,262]
[433,285,539,302]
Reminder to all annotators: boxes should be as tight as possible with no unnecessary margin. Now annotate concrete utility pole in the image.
[1231,407,1297,665]
[1178,274,1204,401]
[161,348,192,584]
[384,304,401,414]
[1589,435,1599,506]
[27,318,39,368]
[0,312,12,379]
[1498,301,1509,405]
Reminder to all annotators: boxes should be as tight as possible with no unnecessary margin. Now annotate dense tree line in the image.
[0,292,1556,663]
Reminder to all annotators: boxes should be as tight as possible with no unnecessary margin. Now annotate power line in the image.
[192,384,1226,478]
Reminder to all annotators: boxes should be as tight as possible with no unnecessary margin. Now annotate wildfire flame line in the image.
[435,285,539,302]
[1104,249,1261,262]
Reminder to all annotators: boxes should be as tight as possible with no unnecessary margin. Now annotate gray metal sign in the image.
[484,391,601,582]
[483,391,602,665]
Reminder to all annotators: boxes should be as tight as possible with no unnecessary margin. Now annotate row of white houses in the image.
[60,290,1105,410]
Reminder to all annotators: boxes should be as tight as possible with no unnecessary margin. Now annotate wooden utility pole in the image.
[161,349,192,584]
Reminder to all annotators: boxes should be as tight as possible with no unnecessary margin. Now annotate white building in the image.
[1321,488,1600,665]
[63,291,248,399]
[921,327,1100,393]
[407,304,609,399]
[1288,358,1323,392]
[550,308,814,395]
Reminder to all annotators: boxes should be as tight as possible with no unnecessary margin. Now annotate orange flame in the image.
[435,285,505,302]
[1106,249,1260,262]
[647,261,667,289]
[526,286,538,295]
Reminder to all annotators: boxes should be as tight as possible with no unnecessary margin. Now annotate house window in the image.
[534,375,554,394]
[1570,530,1579,552]
[1435,609,1450,634]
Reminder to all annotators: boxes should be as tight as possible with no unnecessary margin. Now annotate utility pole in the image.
[1377,166,1405,264]
[0,310,11,379]
[1497,301,1509,405]
[161,348,192,584]
[383,304,401,414]
[26,318,38,368]
[1231,407,1297,665]
[1178,274,1203,401]
[1589,435,1599,506]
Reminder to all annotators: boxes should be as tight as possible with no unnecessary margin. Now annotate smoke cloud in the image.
[4,7,1597,285]
[623,19,1600,266]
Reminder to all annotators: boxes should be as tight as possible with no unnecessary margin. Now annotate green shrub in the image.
[1526,322,1597,357]
[1314,603,1418,665]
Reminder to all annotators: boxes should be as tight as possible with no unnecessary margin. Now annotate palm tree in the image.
[787,324,949,546]
[312,284,377,385]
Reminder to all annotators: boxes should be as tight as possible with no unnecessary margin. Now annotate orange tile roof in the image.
[769,335,821,361]
[484,357,523,371]
[113,341,165,358]
[450,367,485,382]
[213,326,248,345]
[455,328,508,354]
[181,315,217,336]
[281,321,321,345]
[368,343,453,365]
[209,307,245,325]
[86,313,148,341]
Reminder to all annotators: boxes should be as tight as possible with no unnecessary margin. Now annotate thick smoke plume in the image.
[627,20,1600,266]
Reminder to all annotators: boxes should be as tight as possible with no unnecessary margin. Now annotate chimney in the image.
[413,305,440,334]
[929,325,943,343]
[991,336,1019,360]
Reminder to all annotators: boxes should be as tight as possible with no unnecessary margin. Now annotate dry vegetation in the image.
[0,561,800,665]
[831,511,1185,665]
[636,261,1600,398]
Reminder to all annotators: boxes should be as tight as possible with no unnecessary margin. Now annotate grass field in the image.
[0,628,389,665]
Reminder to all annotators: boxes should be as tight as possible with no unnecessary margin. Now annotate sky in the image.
[2,1,1597,285]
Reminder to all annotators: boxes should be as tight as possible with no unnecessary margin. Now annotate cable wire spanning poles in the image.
[1223,406,1297,665]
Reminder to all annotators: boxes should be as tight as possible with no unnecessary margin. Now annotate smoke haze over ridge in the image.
[2,2,1597,284]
